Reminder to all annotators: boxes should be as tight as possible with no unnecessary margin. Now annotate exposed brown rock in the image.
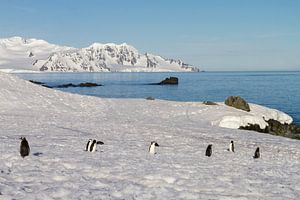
[225,96,250,112]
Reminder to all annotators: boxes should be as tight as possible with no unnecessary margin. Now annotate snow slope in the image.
[0,72,299,199]
[0,37,199,72]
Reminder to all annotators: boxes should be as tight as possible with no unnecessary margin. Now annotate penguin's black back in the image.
[89,139,97,152]
[20,137,30,158]
[254,147,260,159]
[96,141,104,145]
[205,144,212,157]
[231,141,235,152]
[86,139,92,151]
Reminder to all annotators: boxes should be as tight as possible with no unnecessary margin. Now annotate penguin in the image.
[20,137,30,158]
[89,139,97,152]
[253,147,260,159]
[228,140,235,152]
[149,141,159,154]
[86,139,92,151]
[97,141,104,145]
[205,144,212,157]
[86,139,104,152]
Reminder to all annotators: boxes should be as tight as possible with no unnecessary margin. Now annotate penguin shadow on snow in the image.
[33,152,43,157]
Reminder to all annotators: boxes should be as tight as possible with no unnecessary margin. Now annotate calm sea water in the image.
[16,71,300,125]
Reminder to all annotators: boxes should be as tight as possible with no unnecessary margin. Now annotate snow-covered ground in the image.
[0,72,299,199]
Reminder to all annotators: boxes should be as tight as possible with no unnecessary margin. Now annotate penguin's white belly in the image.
[90,144,97,152]
[229,144,233,152]
[149,146,155,154]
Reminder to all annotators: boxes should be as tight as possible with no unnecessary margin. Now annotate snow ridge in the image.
[0,37,199,72]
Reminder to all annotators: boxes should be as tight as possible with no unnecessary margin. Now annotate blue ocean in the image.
[16,71,300,125]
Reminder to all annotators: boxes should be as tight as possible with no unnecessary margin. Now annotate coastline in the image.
[1,72,300,199]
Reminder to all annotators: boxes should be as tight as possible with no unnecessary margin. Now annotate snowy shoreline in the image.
[1,72,300,199]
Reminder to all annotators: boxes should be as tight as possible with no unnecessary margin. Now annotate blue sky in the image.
[0,0,299,71]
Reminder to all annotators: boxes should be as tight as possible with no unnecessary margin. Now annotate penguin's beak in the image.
[155,143,159,147]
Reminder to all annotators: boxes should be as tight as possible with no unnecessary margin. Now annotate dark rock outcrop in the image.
[29,80,52,88]
[239,124,268,133]
[146,96,155,100]
[159,77,178,85]
[239,119,300,139]
[225,96,250,112]
[29,81,102,88]
[29,80,45,85]
[266,119,300,137]
[56,83,77,88]
[203,101,218,105]
[78,82,101,87]
[55,82,103,88]
[40,85,52,88]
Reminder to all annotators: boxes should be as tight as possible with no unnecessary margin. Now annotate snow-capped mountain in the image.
[0,37,72,72]
[0,37,199,72]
